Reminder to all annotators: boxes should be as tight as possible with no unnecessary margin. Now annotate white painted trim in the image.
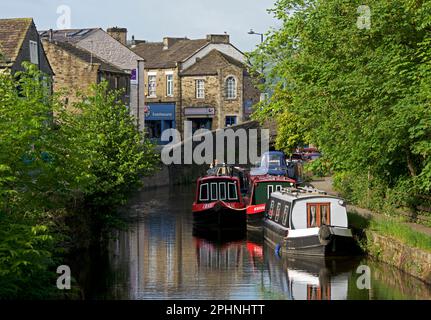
[164,70,174,75]
[147,71,157,76]
[287,227,319,238]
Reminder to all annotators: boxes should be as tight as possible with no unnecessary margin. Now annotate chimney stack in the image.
[107,27,127,45]
[206,34,230,44]
[163,37,187,50]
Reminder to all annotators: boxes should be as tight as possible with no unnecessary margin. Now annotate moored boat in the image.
[192,175,246,230]
[264,186,356,256]
[246,175,296,231]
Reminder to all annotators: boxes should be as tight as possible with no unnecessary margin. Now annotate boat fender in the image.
[318,225,332,245]
[275,243,282,257]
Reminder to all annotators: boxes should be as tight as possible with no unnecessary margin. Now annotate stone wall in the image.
[42,40,99,107]
[366,231,431,285]
[77,30,146,130]
[181,74,220,131]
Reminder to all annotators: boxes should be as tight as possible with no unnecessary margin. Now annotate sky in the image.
[1,0,280,52]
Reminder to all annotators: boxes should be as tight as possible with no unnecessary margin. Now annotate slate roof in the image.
[180,49,246,76]
[0,18,33,67]
[39,28,100,43]
[47,40,128,74]
[132,38,209,68]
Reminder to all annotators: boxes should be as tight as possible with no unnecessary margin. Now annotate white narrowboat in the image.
[264,187,355,256]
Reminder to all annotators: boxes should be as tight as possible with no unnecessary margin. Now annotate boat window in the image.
[275,185,283,192]
[210,183,218,201]
[228,182,238,201]
[275,202,282,222]
[219,183,227,200]
[282,202,290,226]
[268,200,275,219]
[199,183,209,201]
[267,185,274,198]
[307,203,331,228]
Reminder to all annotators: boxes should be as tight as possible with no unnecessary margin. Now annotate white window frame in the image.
[268,200,275,219]
[196,79,205,99]
[267,185,274,199]
[29,40,39,65]
[148,75,157,97]
[166,74,173,97]
[219,183,227,200]
[210,183,218,201]
[227,182,238,201]
[199,183,209,201]
[225,76,236,99]
[275,202,282,222]
[282,204,290,226]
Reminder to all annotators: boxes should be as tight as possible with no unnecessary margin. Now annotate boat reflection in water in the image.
[263,243,359,300]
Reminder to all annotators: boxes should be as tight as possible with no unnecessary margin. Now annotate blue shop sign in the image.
[145,103,175,120]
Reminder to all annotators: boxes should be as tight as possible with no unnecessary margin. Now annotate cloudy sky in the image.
[1,0,280,52]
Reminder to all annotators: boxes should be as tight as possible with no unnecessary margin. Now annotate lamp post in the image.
[248,29,264,45]
[248,29,264,74]
[248,29,266,100]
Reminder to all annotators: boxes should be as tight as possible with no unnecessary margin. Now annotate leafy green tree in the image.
[0,64,158,298]
[248,0,431,211]
[58,82,158,208]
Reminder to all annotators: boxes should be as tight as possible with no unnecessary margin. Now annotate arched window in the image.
[225,76,236,99]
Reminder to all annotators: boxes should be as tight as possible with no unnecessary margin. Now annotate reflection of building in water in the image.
[263,244,351,300]
[107,211,255,299]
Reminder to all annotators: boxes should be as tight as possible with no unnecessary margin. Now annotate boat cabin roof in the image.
[250,174,295,185]
[271,186,344,203]
[198,175,240,183]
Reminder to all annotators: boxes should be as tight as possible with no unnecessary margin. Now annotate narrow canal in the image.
[79,185,431,300]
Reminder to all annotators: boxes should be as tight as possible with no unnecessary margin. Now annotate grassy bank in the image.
[348,211,431,253]
[348,211,431,284]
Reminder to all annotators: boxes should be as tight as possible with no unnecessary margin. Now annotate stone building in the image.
[42,39,130,108]
[0,18,53,78]
[39,28,145,130]
[131,34,260,143]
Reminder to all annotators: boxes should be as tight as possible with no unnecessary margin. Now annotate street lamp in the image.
[248,29,264,44]
[248,29,265,87]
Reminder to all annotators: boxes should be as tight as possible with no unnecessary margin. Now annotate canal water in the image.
[81,185,431,300]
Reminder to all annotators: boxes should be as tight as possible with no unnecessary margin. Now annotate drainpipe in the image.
[177,61,183,139]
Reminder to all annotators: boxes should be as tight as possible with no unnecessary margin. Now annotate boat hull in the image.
[193,202,246,230]
[264,219,357,257]
[246,211,264,232]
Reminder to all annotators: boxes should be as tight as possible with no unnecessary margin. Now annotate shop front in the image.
[145,103,176,144]
[184,107,215,134]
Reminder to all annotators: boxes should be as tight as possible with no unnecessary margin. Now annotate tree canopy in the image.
[248,0,431,210]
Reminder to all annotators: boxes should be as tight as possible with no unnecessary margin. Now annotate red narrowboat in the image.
[192,175,246,229]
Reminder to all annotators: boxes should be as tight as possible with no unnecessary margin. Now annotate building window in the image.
[166,74,173,97]
[29,40,39,65]
[225,76,236,99]
[148,75,156,97]
[196,79,205,99]
[225,115,237,127]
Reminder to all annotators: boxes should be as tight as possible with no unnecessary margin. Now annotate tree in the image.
[248,0,431,210]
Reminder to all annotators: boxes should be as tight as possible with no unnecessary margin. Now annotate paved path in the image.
[310,176,431,237]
